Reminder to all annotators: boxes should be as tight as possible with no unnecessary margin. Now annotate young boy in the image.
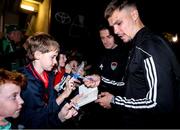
[0,68,26,129]
[18,32,79,128]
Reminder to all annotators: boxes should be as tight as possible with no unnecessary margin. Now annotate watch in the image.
[110,96,115,104]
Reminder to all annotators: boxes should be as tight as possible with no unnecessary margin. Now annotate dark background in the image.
[50,0,180,63]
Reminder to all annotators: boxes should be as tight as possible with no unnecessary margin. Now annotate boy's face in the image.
[59,54,67,67]
[0,83,24,118]
[39,50,59,71]
[69,60,78,73]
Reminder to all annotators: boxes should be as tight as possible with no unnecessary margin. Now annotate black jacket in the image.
[96,45,129,95]
[112,27,180,128]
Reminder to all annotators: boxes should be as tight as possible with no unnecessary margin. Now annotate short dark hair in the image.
[104,0,137,19]
[98,20,109,30]
[98,21,114,36]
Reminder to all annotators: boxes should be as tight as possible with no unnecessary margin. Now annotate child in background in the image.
[54,51,72,92]
[0,68,26,129]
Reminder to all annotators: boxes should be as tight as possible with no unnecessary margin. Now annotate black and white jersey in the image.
[97,45,129,95]
[113,27,180,113]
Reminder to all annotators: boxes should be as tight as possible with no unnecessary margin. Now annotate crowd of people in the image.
[1,0,180,129]
[0,25,27,70]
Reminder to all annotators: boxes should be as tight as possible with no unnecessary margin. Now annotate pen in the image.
[78,75,94,81]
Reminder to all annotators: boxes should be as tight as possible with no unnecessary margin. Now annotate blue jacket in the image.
[18,64,65,128]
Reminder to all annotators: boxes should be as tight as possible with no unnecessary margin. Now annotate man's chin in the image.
[122,38,130,43]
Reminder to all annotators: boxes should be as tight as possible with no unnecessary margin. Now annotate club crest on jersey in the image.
[111,62,118,70]
[99,64,103,70]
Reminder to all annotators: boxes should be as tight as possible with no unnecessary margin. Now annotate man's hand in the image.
[95,92,113,109]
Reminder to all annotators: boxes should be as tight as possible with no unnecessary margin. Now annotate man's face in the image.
[108,8,135,43]
[99,29,116,49]
[8,31,22,43]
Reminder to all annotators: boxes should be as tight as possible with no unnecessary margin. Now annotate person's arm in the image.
[21,80,60,128]
[58,93,82,122]
[96,42,158,110]
[56,76,77,105]
[110,38,178,110]
[112,45,158,109]
[83,74,101,88]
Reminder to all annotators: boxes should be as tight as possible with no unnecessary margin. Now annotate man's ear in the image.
[34,51,42,60]
[131,8,139,21]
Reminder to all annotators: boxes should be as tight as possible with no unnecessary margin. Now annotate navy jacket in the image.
[18,64,65,128]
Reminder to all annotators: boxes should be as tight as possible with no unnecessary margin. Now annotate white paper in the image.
[77,84,98,107]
